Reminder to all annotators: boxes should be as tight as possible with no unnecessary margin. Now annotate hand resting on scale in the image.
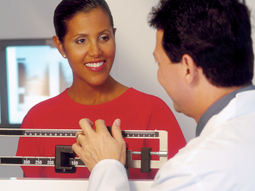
[72,118,126,172]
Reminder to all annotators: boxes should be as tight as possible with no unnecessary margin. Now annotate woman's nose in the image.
[88,42,102,57]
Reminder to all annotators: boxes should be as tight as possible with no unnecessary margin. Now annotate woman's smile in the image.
[84,60,106,72]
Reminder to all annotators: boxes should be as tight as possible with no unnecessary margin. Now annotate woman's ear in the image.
[52,36,66,58]
[181,54,199,85]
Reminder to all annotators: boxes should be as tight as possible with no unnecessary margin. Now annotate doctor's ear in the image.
[181,54,200,84]
[52,36,66,58]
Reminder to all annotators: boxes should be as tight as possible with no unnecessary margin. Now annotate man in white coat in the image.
[72,0,255,190]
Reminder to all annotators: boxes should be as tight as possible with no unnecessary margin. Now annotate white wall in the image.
[0,0,255,178]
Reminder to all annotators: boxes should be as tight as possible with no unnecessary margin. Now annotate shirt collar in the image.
[196,84,255,136]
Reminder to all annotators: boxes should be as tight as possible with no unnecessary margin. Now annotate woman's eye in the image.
[76,39,86,44]
[100,35,109,41]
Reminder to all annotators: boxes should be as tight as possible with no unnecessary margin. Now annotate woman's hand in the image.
[72,118,126,172]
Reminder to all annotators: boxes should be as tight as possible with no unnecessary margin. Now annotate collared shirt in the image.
[196,84,255,136]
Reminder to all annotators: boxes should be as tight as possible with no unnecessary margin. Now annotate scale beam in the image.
[0,128,161,139]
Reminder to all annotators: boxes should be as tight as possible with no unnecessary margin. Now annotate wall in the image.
[0,0,255,178]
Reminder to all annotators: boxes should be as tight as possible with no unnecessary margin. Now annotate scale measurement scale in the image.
[0,128,161,138]
[0,128,168,172]
[0,156,84,167]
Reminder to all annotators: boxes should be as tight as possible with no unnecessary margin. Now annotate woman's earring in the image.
[63,55,66,58]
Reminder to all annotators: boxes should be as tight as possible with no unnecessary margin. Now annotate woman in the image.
[16,0,186,179]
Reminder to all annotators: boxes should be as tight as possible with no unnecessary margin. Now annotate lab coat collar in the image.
[196,84,255,136]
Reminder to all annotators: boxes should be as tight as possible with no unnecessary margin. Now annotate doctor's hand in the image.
[72,118,126,172]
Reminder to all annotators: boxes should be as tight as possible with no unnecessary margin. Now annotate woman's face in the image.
[58,8,116,87]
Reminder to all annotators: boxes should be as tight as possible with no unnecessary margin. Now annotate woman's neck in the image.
[67,76,128,105]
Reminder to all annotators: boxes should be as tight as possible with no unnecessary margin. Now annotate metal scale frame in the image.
[0,128,168,174]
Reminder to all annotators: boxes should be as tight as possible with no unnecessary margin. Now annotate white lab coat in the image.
[88,89,255,191]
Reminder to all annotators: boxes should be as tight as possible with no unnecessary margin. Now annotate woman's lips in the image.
[84,61,106,72]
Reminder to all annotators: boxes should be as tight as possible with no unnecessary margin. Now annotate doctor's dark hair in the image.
[148,0,254,87]
[54,0,114,43]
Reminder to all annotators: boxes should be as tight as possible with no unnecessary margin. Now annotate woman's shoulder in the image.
[127,88,166,102]
[125,88,169,109]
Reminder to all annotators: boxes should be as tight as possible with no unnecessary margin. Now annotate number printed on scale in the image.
[71,160,78,166]
[47,160,54,165]
[23,159,31,165]
[35,159,42,165]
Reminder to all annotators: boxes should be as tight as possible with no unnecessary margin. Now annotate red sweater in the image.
[16,88,186,179]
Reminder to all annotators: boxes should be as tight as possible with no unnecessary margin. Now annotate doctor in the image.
[72,0,255,190]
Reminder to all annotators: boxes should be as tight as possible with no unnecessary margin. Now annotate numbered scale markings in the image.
[0,128,159,138]
[0,156,84,167]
